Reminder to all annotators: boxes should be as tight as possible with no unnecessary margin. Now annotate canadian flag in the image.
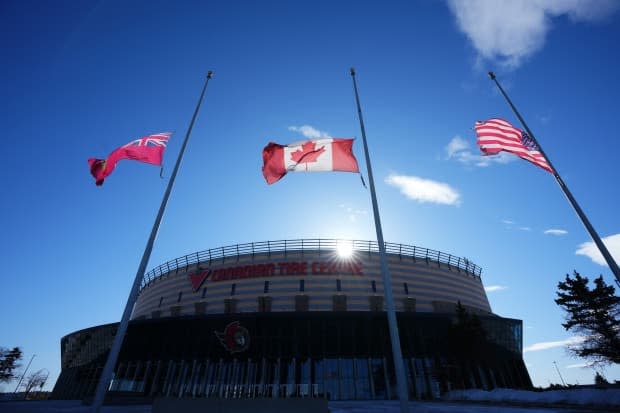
[262,138,360,184]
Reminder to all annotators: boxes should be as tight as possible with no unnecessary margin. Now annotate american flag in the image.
[122,132,171,148]
[475,118,553,173]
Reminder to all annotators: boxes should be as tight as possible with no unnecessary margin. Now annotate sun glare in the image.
[336,240,354,259]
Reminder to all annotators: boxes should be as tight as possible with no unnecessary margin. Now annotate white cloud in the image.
[385,174,461,206]
[445,135,515,167]
[539,115,551,125]
[447,0,619,69]
[288,125,331,139]
[544,229,568,236]
[339,204,368,223]
[523,336,585,353]
[446,136,469,158]
[485,285,507,293]
[566,363,591,369]
[500,220,533,232]
[575,233,620,266]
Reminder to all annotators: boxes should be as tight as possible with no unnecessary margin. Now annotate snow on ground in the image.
[329,400,606,412]
[444,388,620,409]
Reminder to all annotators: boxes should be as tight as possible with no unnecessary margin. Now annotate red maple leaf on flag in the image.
[290,141,326,170]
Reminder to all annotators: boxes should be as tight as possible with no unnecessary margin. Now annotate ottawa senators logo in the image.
[215,321,250,353]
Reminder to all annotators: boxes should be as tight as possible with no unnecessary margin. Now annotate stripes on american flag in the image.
[475,118,553,173]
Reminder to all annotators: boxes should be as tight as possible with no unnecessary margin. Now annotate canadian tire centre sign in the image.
[189,260,363,291]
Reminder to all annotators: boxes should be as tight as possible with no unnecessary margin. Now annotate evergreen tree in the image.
[594,371,609,386]
[555,271,620,365]
[449,302,488,360]
[0,347,22,383]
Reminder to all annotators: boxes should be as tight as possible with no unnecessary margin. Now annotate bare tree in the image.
[21,369,48,397]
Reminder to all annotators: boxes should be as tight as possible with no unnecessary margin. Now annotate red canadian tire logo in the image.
[188,269,211,292]
[215,321,250,353]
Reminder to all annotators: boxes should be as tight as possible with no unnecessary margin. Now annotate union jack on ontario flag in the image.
[88,132,172,186]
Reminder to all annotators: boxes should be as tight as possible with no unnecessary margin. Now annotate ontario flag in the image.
[88,132,171,186]
[475,118,553,173]
[262,138,360,184]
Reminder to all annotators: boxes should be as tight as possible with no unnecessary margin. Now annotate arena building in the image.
[51,239,531,401]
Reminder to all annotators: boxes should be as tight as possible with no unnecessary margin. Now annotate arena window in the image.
[194,301,207,315]
[224,298,238,314]
[258,296,272,312]
[170,305,181,317]
[404,297,416,312]
[295,294,309,311]
[369,295,383,311]
[333,294,347,311]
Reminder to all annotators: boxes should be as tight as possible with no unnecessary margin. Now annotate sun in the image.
[336,240,354,259]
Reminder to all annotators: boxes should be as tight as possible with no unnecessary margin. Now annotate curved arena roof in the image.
[132,239,491,319]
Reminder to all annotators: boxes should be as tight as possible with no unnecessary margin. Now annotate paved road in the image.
[0,400,609,413]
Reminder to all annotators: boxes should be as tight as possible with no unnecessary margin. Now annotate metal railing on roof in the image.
[140,239,482,289]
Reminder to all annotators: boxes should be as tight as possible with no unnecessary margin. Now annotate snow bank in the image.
[443,387,620,408]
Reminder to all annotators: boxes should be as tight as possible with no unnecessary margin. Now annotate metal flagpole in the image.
[488,71,620,285]
[13,354,35,395]
[553,361,566,387]
[350,68,409,413]
[91,71,214,413]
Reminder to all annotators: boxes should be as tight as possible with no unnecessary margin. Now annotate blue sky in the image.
[2,0,620,390]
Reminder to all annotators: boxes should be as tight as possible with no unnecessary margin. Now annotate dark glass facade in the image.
[51,312,531,400]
